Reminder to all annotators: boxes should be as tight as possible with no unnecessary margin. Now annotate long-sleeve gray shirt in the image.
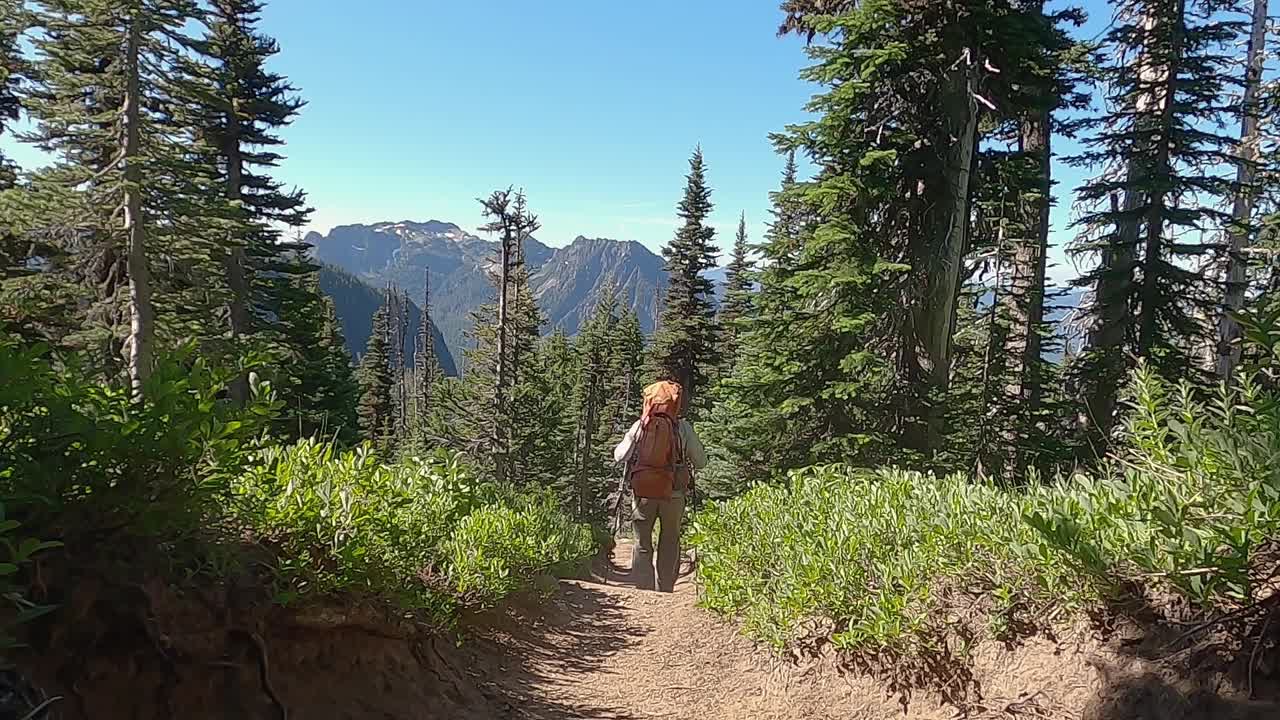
[613,418,708,469]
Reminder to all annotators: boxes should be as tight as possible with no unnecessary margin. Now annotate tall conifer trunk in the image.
[916,49,979,449]
[223,97,251,405]
[997,4,1054,476]
[1003,114,1051,410]
[415,269,434,434]
[1136,1,1183,356]
[576,372,598,521]
[1216,0,1268,379]
[124,17,154,396]
[1085,11,1168,436]
[494,212,512,483]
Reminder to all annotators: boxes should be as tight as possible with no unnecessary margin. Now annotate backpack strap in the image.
[671,418,693,493]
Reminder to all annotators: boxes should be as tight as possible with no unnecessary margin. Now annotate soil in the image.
[18,542,1280,719]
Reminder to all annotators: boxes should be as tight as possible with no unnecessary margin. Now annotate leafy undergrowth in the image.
[690,467,1082,654]
[690,366,1280,661]
[232,440,596,620]
[0,339,597,666]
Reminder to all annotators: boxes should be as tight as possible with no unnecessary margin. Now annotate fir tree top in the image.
[651,146,721,413]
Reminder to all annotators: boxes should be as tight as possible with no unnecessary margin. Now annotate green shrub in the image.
[445,492,595,606]
[0,339,272,663]
[692,363,1280,657]
[0,340,276,543]
[0,501,59,666]
[689,467,1082,652]
[231,440,597,618]
[1026,364,1280,605]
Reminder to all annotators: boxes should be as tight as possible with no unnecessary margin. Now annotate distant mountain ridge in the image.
[529,236,666,340]
[306,221,673,367]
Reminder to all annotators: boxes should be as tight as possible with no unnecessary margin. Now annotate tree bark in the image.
[124,18,154,397]
[1004,114,1051,406]
[915,49,979,449]
[223,99,251,405]
[1135,1,1183,356]
[415,270,433,433]
[577,371,598,521]
[998,94,1052,478]
[494,216,512,483]
[1215,0,1268,379]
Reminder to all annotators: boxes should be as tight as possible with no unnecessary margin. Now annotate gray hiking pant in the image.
[631,494,685,593]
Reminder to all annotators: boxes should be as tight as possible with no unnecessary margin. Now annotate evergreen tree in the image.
[409,271,441,448]
[458,290,563,487]
[507,331,576,494]
[703,154,817,491]
[1215,0,1270,378]
[608,307,645,427]
[719,212,754,368]
[0,6,21,189]
[275,273,359,444]
[718,1,1077,475]
[1069,0,1246,440]
[21,0,222,393]
[189,0,311,403]
[990,1,1085,478]
[457,189,548,482]
[953,2,1085,478]
[764,150,806,270]
[383,286,412,440]
[490,274,550,484]
[650,147,720,415]
[508,191,541,376]
[570,292,620,522]
[0,6,32,295]
[474,188,521,478]
[357,304,395,454]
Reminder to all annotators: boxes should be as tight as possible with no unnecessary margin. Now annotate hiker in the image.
[613,380,707,593]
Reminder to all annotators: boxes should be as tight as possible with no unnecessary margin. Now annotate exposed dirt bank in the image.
[14,544,1279,719]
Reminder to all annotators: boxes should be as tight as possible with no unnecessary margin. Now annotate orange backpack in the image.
[627,381,690,499]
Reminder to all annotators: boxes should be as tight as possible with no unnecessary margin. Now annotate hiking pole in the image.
[607,371,635,536]
[607,464,627,585]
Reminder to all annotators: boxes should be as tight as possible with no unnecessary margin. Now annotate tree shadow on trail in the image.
[1078,590,1280,720]
[1083,671,1279,720]
[589,543,697,593]
[459,580,650,720]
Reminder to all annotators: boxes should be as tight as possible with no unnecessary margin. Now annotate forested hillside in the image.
[2,0,1280,718]
[318,264,458,376]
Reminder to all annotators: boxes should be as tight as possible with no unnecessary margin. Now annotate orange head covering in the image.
[641,381,683,427]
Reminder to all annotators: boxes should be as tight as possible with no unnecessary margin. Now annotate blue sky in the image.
[253,0,815,259]
[5,0,1268,285]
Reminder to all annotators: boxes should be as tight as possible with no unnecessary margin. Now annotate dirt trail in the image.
[459,542,903,720]
[457,544,1280,720]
